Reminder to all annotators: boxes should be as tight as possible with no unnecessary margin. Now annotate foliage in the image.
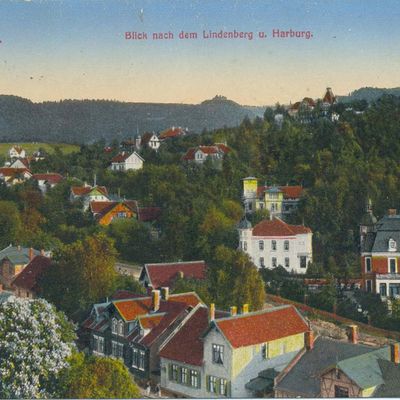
[0,296,75,399]
[40,233,118,318]
[0,200,22,248]
[57,352,140,399]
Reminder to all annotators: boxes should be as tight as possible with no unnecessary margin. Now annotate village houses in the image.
[182,144,231,166]
[136,133,161,151]
[70,184,110,210]
[8,145,26,159]
[238,216,313,273]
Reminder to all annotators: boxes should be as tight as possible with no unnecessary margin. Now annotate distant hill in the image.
[0,95,261,144]
[339,87,400,103]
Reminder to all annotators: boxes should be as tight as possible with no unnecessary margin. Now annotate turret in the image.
[237,215,252,252]
[360,198,377,247]
[242,177,258,213]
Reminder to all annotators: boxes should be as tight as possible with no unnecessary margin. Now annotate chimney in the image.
[242,304,249,314]
[230,306,237,316]
[347,325,358,344]
[305,330,314,350]
[29,247,34,261]
[388,209,397,216]
[152,290,160,312]
[161,287,169,301]
[390,343,400,365]
[209,303,215,322]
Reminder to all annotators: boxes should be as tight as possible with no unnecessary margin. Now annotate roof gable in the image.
[12,255,52,291]
[252,218,311,237]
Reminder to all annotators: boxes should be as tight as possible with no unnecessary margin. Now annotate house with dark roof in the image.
[159,304,310,398]
[81,289,203,381]
[242,177,304,219]
[136,132,161,151]
[0,245,41,289]
[139,261,207,289]
[109,151,144,172]
[11,255,52,298]
[274,328,400,398]
[360,207,400,298]
[238,216,312,273]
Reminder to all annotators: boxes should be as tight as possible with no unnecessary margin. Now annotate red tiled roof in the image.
[159,127,185,140]
[159,306,209,366]
[183,144,231,161]
[137,207,162,222]
[139,314,165,329]
[215,143,231,154]
[0,167,31,176]
[252,218,311,237]
[71,185,108,196]
[216,306,308,348]
[111,152,130,162]
[144,261,207,289]
[32,173,63,184]
[168,292,203,308]
[114,297,153,321]
[182,148,197,161]
[279,185,303,199]
[11,145,24,154]
[90,200,138,217]
[12,255,52,291]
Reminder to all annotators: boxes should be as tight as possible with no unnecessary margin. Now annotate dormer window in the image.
[118,320,124,336]
[389,238,397,252]
[111,318,118,334]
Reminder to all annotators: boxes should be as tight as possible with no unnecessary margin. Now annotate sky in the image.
[0,0,400,106]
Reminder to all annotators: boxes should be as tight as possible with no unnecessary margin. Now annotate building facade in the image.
[238,217,312,273]
[110,151,144,171]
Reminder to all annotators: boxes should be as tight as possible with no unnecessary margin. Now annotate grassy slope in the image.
[0,142,79,157]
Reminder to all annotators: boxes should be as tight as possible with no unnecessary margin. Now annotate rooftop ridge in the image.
[145,260,205,267]
[215,304,291,322]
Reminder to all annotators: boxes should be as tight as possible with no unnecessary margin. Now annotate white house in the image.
[70,184,110,210]
[110,151,144,172]
[136,133,161,151]
[31,173,63,194]
[9,145,26,159]
[237,217,312,274]
[182,144,231,165]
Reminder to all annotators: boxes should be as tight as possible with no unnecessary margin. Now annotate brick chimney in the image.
[230,306,237,316]
[347,325,359,344]
[388,209,397,216]
[152,289,160,312]
[161,287,169,301]
[305,330,314,350]
[242,304,249,314]
[390,343,399,364]
[209,303,215,322]
[29,247,34,261]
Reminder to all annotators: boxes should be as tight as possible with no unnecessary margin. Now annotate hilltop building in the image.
[182,144,231,166]
[110,151,144,171]
[360,205,400,298]
[238,217,312,273]
[136,133,161,151]
[242,177,303,219]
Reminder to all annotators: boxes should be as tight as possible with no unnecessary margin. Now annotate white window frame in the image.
[212,344,224,364]
[284,240,289,251]
[219,378,227,396]
[271,240,277,251]
[209,376,217,393]
[111,318,118,334]
[388,258,397,274]
[365,257,372,273]
[259,240,264,250]
[118,320,124,336]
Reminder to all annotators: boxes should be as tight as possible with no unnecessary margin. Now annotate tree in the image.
[0,296,75,399]
[57,352,140,399]
[208,246,265,311]
[0,201,22,248]
[40,233,118,318]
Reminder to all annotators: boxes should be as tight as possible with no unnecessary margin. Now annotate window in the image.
[138,350,145,371]
[111,318,118,334]
[117,212,127,218]
[181,367,189,384]
[389,238,397,252]
[272,257,277,268]
[380,283,387,297]
[366,280,372,292]
[259,257,265,268]
[334,385,349,398]
[132,348,138,368]
[212,344,224,364]
[271,240,277,251]
[389,258,397,273]
[262,343,269,359]
[171,364,179,381]
[111,341,123,358]
[259,240,264,250]
[118,320,124,336]
[365,257,372,273]
[389,283,400,298]
[219,378,228,396]
[93,335,104,354]
[285,257,290,268]
[284,240,289,251]
[243,242,247,251]
[208,376,217,393]
[190,370,200,388]
[300,256,307,269]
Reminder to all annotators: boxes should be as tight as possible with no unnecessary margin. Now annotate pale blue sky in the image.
[1,0,399,105]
